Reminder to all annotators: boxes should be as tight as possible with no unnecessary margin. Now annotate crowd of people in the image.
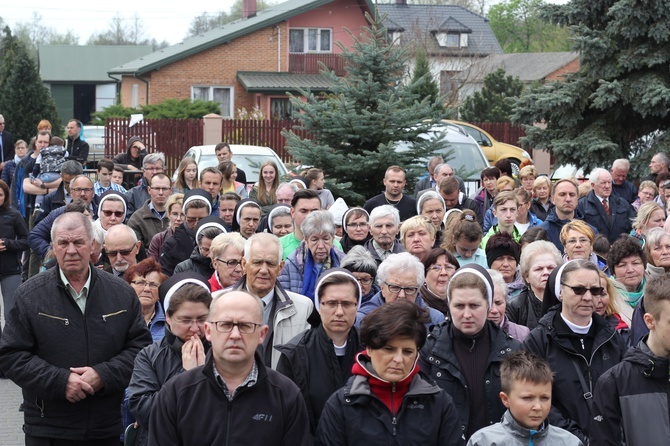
[0,119,669,446]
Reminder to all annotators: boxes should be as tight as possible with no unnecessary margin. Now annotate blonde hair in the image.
[533,176,552,194]
[496,176,516,192]
[559,220,596,246]
[519,165,538,180]
[632,201,664,231]
[400,215,436,243]
[599,271,624,317]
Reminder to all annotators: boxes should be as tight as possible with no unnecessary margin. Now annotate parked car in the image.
[446,120,531,175]
[84,125,105,169]
[177,144,289,185]
[393,123,489,195]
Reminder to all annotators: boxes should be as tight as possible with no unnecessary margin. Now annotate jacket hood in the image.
[126,136,144,158]
[626,338,670,380]
[352,351,420,385]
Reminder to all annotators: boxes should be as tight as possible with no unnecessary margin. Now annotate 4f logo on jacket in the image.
[252,413,273,422]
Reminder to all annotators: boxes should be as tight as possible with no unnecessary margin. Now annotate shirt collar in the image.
[59,265,92,293]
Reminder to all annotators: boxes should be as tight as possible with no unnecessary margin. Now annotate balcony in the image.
[288,53,346,76]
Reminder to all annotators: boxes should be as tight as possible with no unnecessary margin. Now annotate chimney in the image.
[243,0,257,19]
[395,0,407,5]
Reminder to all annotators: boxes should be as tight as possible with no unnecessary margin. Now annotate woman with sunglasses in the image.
[276,269,363,434]
[127,273,212,446]
[524,260,626,445]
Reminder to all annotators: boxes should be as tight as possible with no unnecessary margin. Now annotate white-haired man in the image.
[610,158,638,204]
[577,168,635,243]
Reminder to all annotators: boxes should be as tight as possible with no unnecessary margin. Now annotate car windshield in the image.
[86,127,105,139]
[197,154,288,181]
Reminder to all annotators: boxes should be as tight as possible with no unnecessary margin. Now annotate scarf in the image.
[419,282,450,317]
[623,276,645,308]
[301,247,336,300]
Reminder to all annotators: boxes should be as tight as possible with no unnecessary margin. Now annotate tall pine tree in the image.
[410,48,442,108]
[283,14,444,204]
[0,27,61,142]
[512,0,670,174]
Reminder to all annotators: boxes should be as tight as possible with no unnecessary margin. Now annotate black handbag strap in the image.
[571,358,594,413]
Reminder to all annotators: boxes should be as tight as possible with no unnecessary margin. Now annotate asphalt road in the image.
[0,378,24,446]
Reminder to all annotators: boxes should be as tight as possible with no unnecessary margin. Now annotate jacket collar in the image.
[501,410,549,440]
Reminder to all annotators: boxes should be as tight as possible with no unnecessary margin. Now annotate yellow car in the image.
[446,120,531,174]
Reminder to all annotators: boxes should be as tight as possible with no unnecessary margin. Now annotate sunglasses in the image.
[561,283,605,296]
[101,210,125,218]
[106,248,135,257]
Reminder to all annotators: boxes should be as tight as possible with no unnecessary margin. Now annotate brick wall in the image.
[119,23,288,112]
[545,57,579,82]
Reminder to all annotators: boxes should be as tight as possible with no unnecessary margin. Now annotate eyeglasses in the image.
[355,277,373,285]
[106,247,135,257]
[384,282,419,296]
[150,187,171,192]
[71,187,93,193]
[101,209,125,218]
[186,216,204,224]
[210,321,262,334]
[174,316,208,327]
[561,283,605,296]
[131,280,160,289]
[319,300,358,310]
[565,238,590,245]
[348,223,369,229]
[216,258,242,267]
[429,264,457,273]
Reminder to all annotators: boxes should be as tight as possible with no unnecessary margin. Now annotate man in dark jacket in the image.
[0,212,152,444]
[113,136,146,186]
[590,273,670,445]
[0,114,14,175]
[540,178,582,252]
[173,217,226,277]
[610,158,638,204]
[577,168,634,244]
[34,160,83,225]
[438,176,483,225]
[127,173,171,248]
[65,119,90,166]
[147,291,310,446]
[125,152,165,216]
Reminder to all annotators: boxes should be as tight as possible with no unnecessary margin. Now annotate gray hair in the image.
[433,163,453,175]
[589,168,611,184]
[653,152,670,167]
[519,240,562,280]
[104,224,138,244]
[369,204,400,227]
[645,227,670,254]
[301,210,335,239]
[51,212,93,244]
[197,226,226,246]
[488,269,508,298]
[377,252,424,286]
[341,245,378,277]
[244,232,283,262]
[91,223,105,246]
[61,160,84,176]
[143,152,165,167]
[277,182,298,194]
[611,159,630,170]
[210,232,246,259]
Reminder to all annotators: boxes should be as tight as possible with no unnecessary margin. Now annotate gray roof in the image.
[237,71,336,92]
[39,45,153,82]
[475,52,580,82]
[377,4,502,55]
[109,0,374,76]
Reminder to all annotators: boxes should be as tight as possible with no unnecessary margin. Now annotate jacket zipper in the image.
[391,382,397,436]
[102,309,127,321]
[37,312,69,325]
[37,399,44,418]
[560,329,617,393]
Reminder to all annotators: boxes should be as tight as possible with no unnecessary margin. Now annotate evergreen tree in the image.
[512,0,670,173]
[283,14,443,204]
[0,27,60,142]
[410,48,442,108]
[460,68,524,122]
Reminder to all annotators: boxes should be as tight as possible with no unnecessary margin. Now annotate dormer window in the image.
[436,32,466,48]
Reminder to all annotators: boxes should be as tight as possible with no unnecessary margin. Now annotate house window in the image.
[436,32,464,48]
[192,86,233,118]
[271,98,293,120]
[289,28,332,53]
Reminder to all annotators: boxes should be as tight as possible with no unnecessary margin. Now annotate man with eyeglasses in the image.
[363,205,405,266]
[28,175,100,276]
[125,152,165,216]
[161,189,212,276]
[0,212,152,445]
[148,290,309,445]
[104,224,141,277]
[127,173,172,249]
[355,252,445,330]
[226,232,314,369]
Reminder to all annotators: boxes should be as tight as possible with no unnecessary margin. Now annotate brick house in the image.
[108,0,373,119]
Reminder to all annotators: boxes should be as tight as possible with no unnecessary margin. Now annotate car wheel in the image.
[509,159,521,176]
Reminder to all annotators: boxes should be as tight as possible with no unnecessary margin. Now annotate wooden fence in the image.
[105,118,204,174]
[471,121,527,146]
[221,119,310,163]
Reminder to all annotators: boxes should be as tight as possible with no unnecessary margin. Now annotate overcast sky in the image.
[1,0,570,47]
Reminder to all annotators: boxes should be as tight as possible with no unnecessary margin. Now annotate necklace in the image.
[385,195,401,205]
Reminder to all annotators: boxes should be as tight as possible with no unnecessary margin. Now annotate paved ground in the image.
[0,378,24,446]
